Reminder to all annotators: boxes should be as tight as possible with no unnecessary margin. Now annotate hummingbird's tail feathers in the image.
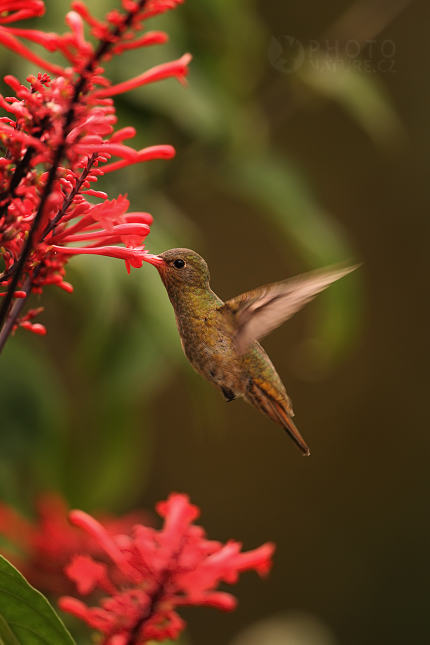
[268,399,311,456]
[246,382,310,456]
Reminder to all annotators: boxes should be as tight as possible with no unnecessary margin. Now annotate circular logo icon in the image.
[268,36,305,74]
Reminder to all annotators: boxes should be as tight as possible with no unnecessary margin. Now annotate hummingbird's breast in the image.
[172,289,248,395]
[169,286,290,407]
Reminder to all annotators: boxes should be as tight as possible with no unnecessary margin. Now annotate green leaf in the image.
[0,555,75,645]
[0,613,21,645]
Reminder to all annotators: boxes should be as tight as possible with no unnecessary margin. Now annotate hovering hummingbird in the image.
[145,249,356,456]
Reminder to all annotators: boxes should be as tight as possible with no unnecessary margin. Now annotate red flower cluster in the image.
[0,0,190,339]
[59,493,275,644]
[0,492,152,595]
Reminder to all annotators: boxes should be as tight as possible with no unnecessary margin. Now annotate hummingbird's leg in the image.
[221,387,236,402]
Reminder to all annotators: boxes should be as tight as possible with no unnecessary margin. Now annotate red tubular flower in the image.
[59,493,275,644]
[111,30,169,55]
[93,53,192,99]
[0,493,153,595]
[0,1,45,24]
[102,144,176,173]
[0,29,65,74]
[0,0,191,342]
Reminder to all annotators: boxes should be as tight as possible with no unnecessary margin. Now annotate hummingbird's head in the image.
[145,248,210,292]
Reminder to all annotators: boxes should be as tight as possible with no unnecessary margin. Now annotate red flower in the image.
[0,492,153,595]
[0,0,191,341]
[59,493,275,644]
[0,1,44,23]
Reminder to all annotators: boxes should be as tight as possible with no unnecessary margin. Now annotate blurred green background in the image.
[1,0,429,643]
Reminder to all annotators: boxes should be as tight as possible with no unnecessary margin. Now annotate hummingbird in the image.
[145,249,356,456]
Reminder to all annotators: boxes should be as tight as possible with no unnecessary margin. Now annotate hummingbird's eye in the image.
[173,259,186,269]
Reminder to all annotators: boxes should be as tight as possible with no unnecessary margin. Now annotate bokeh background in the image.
[0,0,429,644]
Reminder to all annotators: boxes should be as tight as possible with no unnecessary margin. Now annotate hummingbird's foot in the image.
[221,387,236,402]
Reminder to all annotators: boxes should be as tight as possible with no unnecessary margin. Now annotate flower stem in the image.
[42,152,98,240]
[0,116,49,219]
[127,583,165,645]
[127,537,179,645]
[0,273,33,354]
[0,140,65,334]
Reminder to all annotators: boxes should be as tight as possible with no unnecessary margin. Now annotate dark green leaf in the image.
[0,613,21,645]
[0,555,75,645]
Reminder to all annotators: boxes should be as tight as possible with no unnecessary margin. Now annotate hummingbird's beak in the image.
[143,253,166,268]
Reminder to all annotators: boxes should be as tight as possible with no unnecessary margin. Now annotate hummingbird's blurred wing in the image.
[223,265,358,355]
